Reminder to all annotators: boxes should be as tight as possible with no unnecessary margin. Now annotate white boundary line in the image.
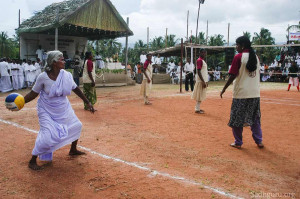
[0,118,243,199]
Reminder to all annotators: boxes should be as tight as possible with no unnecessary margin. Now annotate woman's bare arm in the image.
[24,91,39,103]
[72,87,95,113]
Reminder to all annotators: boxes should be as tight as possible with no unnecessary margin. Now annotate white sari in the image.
[32,70,82,161]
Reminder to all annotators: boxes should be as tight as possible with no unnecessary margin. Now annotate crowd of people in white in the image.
[0,58,42,93]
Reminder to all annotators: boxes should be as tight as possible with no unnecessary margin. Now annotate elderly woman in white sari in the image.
[24,50,95,170]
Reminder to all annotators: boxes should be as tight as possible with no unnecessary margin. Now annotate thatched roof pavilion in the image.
[18,0,133,39]
[18,0,133,60]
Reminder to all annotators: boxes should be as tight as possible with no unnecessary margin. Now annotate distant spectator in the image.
[140,51,147,65]
[36,45,44,60]
[140,54,153,105]
[287,61,299,91]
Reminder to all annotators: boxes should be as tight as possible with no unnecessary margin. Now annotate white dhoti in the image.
[140,64,153,103]
[12,75,19,90]
[192,82,207,102]
[32,70,82,161]
[18,75,25,89]
[0,76,13,92]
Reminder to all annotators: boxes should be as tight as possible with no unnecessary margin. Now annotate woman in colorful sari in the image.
[24,50,95,170]
[82,52,97,110]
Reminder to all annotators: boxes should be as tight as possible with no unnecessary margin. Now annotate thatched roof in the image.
[18,0,133,40]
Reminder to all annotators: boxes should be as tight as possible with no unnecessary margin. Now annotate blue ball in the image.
[5,93,25,111]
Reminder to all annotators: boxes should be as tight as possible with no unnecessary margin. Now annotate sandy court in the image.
[0,82,299,199]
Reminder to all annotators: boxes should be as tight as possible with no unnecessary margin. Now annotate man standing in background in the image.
[184,57,194,91]
[72,50,82,86]
[36,45,44,61]
[0,58,13,92]
[154,54,162,74]
[140,51,147,65]
[95,52,104,69]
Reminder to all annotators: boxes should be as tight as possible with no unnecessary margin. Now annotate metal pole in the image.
[55,7,59,50]
[180,38,183,93]
[195,0,201,44]
[187,10,189,42]
[125,17,129,73]
[227,23,230,46]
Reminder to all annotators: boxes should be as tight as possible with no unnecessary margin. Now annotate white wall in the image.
[20,33,88,60]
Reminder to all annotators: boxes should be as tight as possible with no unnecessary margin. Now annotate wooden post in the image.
[125,17,129,73]
[180,38,183,93]
[195,0,201,44]
[287,24,290,44]
[227,23,230,46]
[18,9,21,59]
[55,7,59,50]
[191,46,193,65]
[165,28,168,48]
[206,20,208,45]
[187,10,189,42]
[147,27,149,52]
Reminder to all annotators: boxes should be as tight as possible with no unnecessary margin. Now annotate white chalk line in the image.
[0,118,243,199]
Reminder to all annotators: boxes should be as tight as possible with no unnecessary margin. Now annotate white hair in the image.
[45,50,63,72]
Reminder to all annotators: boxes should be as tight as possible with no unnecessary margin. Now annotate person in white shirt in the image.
[260,64,265,81]
[34,59,42,80]
[95,52,104,69]
[24,60,36,87]
[169,68,179,84]
[36,45,44,61]
[140,51,147,65]
[7,59,12,81]
[18,60,25,89]
[0,58,13,92]
[42,50,48,68]
[11,60,20,90]
[184,57,194,91]
[154,54,162,73]
[296,56,300,68]
[214,69,221,81]
[167,60,175,74]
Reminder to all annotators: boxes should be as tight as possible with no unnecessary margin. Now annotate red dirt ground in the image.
[0,83,299,199]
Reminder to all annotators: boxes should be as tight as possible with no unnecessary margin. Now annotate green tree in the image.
[164,34,179,47]
[150,36,164,50]
[252,28,276,63]
[253,28,275,45]
[134,40,147,51]
[189,32,206,45]
[243,31,251,41]
[0,31,19,58]
[90,39,122,60]
[206,34,226,68]
[208,34,225,46]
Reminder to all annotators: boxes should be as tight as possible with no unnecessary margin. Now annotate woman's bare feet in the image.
[69,149,86,156]
[28,156,43,170]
